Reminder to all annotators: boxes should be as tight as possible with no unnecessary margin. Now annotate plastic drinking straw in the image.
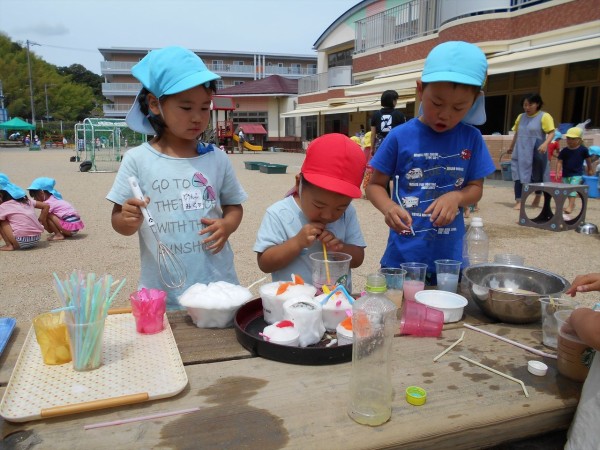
[433,331,465,362]
[319,284,354,305]
[246,276,267,290]
[322,242,332,286]
[463,323,557,359]
[460,355,529,398]
[84,407,200,430]
[395,175,415,236]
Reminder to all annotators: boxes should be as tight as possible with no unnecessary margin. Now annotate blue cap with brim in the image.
[126,46,221,135]
[0,173,8,184]
[421,41,488,126]
[28,177,63,200]
[0,179,26,199]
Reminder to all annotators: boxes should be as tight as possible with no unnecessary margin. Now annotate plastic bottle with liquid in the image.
[348,273,397,426]
[463,217,489,267]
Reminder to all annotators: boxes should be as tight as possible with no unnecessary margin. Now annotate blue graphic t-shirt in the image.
[106,143,247,308]
[370,118,496,274]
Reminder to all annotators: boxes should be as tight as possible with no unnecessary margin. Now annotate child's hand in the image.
[121,196,147,229]
[425,191,460,227]
[566,273,600,296]
[384,204,412,234]
[295,222,325,249]
[318,229,344,252]
[199,218,231,254]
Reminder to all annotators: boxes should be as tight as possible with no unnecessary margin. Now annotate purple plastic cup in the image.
[399,300,444,337]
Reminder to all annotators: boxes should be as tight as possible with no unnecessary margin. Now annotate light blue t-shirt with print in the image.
[253,195,366,290]
[370,118,496,274]
[107,143,247,308]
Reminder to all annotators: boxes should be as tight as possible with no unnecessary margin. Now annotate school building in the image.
[283,0,600,164]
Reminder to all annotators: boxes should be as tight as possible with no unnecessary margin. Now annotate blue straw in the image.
[320,284,355,305]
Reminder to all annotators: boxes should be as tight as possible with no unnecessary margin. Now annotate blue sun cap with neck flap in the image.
[126,46,221,135]
[420,41,488,125]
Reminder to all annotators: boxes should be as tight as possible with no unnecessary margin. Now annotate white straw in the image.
[246,276,267,290]
[460,355,529,398]
[434,331,465,362]
[84,407,200,430]
[463,323,557,360]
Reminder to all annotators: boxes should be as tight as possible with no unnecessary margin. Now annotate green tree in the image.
[0,33,104,122]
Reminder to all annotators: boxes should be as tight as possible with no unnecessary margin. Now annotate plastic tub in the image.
[583,175,599,198]
[414,290,468,323]
[500,161,512,181]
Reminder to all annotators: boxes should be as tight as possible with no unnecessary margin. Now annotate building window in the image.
[285,117,295,136]
[234,81,244,86]
[302,116,318,141]
[563,60,600,128]
[278,63,284,67]
[215,80,224,90]
[233,61,244,66]
[212,60,224,70]
[328,49,353,68]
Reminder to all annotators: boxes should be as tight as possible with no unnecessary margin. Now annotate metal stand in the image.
[519,182,588,231]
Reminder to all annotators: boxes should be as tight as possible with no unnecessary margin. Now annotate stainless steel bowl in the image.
[462,264,570,324]
[576,222,599,235]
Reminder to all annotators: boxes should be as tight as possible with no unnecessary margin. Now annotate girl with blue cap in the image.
[28,177,85,241]
[106,46,247,309]
[0,178,48,251]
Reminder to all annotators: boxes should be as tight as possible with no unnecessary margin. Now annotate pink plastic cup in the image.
[130,288,167,334]
[399,300,444,337]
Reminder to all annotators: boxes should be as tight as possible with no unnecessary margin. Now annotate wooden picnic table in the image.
[0,298,582,449]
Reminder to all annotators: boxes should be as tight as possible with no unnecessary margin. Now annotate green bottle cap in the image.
[365,273,387,293]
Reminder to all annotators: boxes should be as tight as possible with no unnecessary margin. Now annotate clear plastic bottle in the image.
[463,217,489,267]
[348,273,397,426]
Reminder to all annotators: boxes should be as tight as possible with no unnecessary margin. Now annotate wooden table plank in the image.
[0,324,581,449]
[167,310,252,365]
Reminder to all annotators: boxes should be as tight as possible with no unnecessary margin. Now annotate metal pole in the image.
[26,40,40,125]
[45,84,49,122]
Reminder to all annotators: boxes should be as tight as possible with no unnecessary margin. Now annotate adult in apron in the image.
[508,94,555,210]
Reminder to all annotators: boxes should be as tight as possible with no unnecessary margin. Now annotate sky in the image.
[0,0,360,75]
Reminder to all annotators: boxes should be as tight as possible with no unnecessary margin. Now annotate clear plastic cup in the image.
[66,317,106,371]
[434,259,461,293]
[540,297,579,349]
[379,268,406,309]
[555,309,591,382]
[309,252,352,291]
[399,300,444,337]
[33,312,72,365]
[401,262,427,302]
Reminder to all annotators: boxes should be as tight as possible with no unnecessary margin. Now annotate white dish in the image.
[414,290,468,323]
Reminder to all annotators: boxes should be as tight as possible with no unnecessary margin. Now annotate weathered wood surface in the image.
[0,324,581,450]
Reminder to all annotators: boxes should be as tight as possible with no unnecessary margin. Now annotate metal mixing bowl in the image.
[462,264,570,324]
[576,222,599,235]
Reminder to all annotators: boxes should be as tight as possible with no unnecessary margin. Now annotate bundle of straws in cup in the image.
[52,270,126,371]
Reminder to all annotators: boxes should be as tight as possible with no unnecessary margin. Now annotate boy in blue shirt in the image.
[366,41,496,283]
[254,133,366,289]
[557,127,593,214]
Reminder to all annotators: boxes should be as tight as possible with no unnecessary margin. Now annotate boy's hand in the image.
[384,204,413,234]
[121,196,147,229]
[295,222,325,249]
[199,218,231,254]
[566,273,600,296]
[318,229,344,252]
[425,191,460,227]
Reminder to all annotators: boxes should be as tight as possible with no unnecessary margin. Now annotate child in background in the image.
[106,46,247,308]
[556,127,593,214]
[28,177,85,240]
[0,178,48,251]
[564,273,600,450]
[254,133,366,287]
[366,41,496,284]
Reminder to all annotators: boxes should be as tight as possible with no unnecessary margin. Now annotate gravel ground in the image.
[1,147,599,324]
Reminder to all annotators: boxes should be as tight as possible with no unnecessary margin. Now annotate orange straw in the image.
[322,242,331,286]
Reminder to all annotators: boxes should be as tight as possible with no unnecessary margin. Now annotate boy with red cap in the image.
[254,133,367,288]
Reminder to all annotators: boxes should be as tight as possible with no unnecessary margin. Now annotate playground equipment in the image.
[232,133,263,152]
[74,118,143,172]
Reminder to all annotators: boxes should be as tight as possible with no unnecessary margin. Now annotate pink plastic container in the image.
[399,300,444,337]
[130,288,167,334]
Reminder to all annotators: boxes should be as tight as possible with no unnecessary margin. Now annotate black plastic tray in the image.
[234,298,352,365]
